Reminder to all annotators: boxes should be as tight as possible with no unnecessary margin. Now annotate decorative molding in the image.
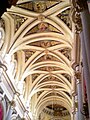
[75,65,81,84]
[71,0,89,33]
[75,71,81,80]
[70,0,83,33]
[71,8,82,33]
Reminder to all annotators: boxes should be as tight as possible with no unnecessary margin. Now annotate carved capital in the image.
[71,7,82,33]
[75,71,81,79]
[71,0,88,12]
[10,100,16,108]
[70,0,88,33]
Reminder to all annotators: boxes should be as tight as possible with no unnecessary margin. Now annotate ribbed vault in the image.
[1,0,74,119]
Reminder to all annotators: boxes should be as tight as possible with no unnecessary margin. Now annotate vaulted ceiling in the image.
[1,0,74,119]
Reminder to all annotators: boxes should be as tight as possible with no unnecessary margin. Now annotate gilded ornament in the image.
[70,0,84,33]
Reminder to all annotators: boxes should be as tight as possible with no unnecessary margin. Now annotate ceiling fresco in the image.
[1,0,74,119]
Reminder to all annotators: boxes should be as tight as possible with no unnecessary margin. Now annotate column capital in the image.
[71,0,88,12]
[71,8,82,33]
[70,0,88,34]
[75,71,81,79]
[10,100,16,109]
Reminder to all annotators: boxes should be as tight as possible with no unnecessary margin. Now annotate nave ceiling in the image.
[0,0,75,119]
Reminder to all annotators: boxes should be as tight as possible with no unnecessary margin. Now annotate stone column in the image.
[75,66,84,120]
[75,95,79,120]
[71,0,90,118]
[80,4,90,117]
[75,110,79,120]
[80,4,90,74]
[80,31,90,118]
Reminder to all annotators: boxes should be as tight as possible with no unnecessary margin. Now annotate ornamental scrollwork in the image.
[70,0,88,34]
